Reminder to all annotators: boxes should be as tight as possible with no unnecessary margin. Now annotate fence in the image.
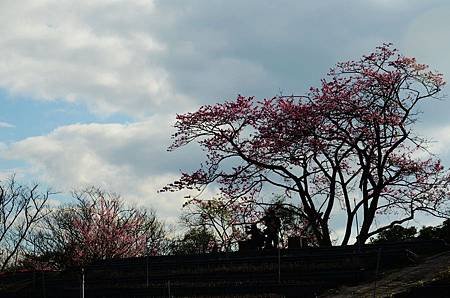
[0,240,447,298]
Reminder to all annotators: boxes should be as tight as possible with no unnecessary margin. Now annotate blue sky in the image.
[1,0,450,232]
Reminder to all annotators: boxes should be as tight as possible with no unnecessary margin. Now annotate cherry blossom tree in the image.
[163,44,450,246]
[28,187,166,268]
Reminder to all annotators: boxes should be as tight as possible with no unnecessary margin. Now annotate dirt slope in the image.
[321,251,450,297]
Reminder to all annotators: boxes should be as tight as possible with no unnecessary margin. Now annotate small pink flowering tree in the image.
[70,189,147,264]
[30,187,165,267]
[164,44,450,246]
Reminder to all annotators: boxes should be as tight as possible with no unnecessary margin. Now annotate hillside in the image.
[321,251,450,298]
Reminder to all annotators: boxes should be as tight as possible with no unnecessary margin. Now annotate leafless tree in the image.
[0,176,50,271]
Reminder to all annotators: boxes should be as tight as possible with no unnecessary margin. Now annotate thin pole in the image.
[168,280,171,297]
[81,267,85,298]
[354,198,360,246]
[146,255,150,287]
[277,246,281,284]
[42,271,46,298]
[373,248,382,298]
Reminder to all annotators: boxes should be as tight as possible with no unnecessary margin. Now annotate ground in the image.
[321,251,450,297]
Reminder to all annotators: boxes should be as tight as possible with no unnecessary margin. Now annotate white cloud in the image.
[2,0,450,228]
[3,0,444,119]
[0,0,191,118]
[0,122,14,128]
[0,116,206,221]
[420,125,450,160]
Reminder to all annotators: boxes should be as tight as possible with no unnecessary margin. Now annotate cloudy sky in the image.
[1,0,450,228]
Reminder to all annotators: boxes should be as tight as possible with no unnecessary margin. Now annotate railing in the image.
[0,240,447,298]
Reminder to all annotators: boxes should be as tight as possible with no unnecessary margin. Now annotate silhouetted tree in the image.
[370,225,417,244]
[0,176,50,271]
[181,195,314,251]
[168,227,217,255]
[163,44,449,246]
[418,219,450,243]
[180,196,263,251]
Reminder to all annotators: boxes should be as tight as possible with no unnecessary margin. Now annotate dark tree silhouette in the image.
[163,44,450,246]
[370,225,417,244]
[168,227,217,255]
[418,219,450,243]
[180,196,263,252]
[0,176,50,271]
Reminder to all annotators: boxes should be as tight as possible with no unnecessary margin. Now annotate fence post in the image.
[42,271,46,298]
[81,267,85,298]
[146,255,149,288]
[373,248,382,298]
[278,247,281,284]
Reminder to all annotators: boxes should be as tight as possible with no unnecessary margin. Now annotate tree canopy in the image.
[26,187,166,268]
[164,44,450,246]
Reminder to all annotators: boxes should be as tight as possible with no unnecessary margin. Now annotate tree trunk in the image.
[341,213,355,246]
[318,221,332,247]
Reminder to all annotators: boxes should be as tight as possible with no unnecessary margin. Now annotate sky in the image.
[1,0,450,231]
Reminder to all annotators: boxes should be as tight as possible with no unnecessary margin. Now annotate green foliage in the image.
[268,198,315,246]
[370,225,417,244]
[370,219,450,244]
[169,228,217,255]
[418,219,450,243]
